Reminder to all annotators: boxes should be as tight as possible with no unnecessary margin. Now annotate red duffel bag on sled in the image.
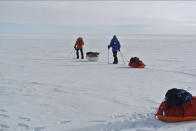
[155,88,196,122]
[128,57,146,68]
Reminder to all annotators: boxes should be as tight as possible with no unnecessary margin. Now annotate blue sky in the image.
[0,1,196,35]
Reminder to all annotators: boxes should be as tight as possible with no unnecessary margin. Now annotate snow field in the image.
[0,35,196,131]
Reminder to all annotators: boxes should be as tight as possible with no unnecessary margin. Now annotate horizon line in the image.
[0,0,196,1]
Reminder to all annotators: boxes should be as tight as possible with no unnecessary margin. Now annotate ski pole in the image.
[119,51,126,64]
[73,49,76,59]
[68,49,74,59]
[72,49,76,59]
[108,48,109,64]
[121,51,129,62]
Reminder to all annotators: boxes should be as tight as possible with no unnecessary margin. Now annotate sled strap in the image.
[182,104,184,117]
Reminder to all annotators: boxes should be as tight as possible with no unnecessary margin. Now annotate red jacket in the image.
[75,38,84,49]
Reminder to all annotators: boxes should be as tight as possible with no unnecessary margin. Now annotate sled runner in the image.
[128,57,146,68]
[155,88,196,122]
[86,52,100,61]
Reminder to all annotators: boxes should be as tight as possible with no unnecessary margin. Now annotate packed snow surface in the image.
[0,34,196,131]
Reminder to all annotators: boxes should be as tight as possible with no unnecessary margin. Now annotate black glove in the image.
[74,46,76,50]
[118,49,120,51]
[108,45,110,49]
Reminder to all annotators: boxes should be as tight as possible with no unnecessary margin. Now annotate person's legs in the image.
[80,49,84,59]
[113,51,118,64]
[76,49,79,59]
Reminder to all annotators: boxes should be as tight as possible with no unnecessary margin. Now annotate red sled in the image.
[155,96,196,122]
[128,57,146,68]
[128,63,146,68]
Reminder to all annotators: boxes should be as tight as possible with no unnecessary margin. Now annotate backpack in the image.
[130,57,140,63]
[165,88,192,107]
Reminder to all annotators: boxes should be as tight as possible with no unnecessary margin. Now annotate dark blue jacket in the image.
[108,38,121,52]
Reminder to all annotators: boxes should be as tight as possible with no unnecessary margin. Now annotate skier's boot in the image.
[113,57,118,64]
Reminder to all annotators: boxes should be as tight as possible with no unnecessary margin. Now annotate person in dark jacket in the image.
[108,35,121,64]
[74,37,84,59]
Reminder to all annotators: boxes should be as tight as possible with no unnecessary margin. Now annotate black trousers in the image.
[112,51,118,64]
[76,49,84,59]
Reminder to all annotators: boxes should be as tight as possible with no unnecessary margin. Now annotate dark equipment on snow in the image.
[86,52,100,61]
[165,88,192,106]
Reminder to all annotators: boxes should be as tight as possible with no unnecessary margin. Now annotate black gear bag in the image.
[165,88,192,106]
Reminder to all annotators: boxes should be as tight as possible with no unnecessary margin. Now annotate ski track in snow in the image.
[67,113,160,131]
[0,107,46,131]
[148,68,196,78]
[68,114,196,131]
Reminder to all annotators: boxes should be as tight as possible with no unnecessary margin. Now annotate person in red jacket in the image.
[74,37,84,59]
